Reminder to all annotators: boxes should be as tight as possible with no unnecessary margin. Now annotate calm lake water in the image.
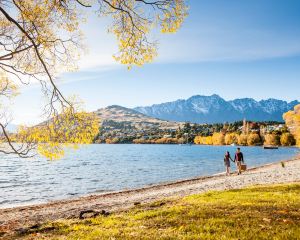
[0,144,299,208]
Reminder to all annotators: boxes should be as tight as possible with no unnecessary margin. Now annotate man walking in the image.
[234,148,244,175]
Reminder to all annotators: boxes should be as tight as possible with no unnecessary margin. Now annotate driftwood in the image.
[79,209,110,219]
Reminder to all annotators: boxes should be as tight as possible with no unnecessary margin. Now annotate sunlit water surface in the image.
[0,144,299,208]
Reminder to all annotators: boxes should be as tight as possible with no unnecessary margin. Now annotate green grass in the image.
[19,183,300,240]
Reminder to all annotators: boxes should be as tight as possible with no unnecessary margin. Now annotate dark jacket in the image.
[235,152,244,162]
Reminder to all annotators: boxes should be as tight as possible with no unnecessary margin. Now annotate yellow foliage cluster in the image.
[160,0,188,33]
[238,134,248,146]
[280,133,296,146]
[102,0,188,67]
[211,132,225,145]
[247,133,261,146]
[195,132,262,146]
[8,0,81,75]
[112,14,157,68]
[194,136,213,145]
[16,108,99,160]
[283,104,300,146]
[225,133,239,145]
[264,133,280,146]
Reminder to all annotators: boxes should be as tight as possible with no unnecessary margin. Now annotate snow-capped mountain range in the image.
[134,94,299,123]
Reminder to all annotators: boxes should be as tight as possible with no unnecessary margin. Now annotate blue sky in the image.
[12,0,300,124]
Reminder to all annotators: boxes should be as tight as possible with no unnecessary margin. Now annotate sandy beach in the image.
[1,156,300,237]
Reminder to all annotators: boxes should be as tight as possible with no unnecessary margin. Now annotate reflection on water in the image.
[0,144,298,208]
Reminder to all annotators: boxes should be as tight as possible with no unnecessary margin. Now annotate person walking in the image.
[224,151,233,176]
[234,147,244,175]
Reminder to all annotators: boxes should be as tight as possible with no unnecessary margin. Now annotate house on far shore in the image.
[163,134,172,138]
[265,124,285,132]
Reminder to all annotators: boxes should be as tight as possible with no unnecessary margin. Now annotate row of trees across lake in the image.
[102,119,297,146]
[194,132,295,146]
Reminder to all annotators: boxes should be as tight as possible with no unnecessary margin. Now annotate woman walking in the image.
[224,151,233,176]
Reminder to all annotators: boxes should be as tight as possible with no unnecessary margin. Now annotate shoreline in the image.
[1,156,300,236]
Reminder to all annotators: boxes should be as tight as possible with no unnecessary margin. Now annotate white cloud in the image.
[156,28,300,63]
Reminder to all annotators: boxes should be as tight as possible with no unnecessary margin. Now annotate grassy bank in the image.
[18,183,300,240]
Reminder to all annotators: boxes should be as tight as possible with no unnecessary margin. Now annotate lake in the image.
[0,144,299,208]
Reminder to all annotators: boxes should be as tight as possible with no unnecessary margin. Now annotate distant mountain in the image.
[134,95,299,123]
[95,105,181,134]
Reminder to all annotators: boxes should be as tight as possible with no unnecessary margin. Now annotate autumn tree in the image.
[264,133,280,146]
[212,132,225,145]
[247,133,261,146]
[280,133,296,146]
[194,136,213,145]
[238,134,248,146]
[283,104,300,146]
[194,136,202,144]
[224,133,238,145]
[0,0,188,158]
